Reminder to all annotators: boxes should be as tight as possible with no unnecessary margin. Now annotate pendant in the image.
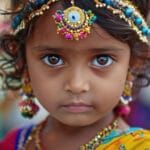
[53,5,97,40]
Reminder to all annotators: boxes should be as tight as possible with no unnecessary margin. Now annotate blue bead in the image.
[11,21,17,28]
[15,15,21,24]
[35,0,45,6]
[125,7,133,17]
[141,26,148,35]
[112,1,117,7]
[135,17,142,25]
[104,0,112,5]
[91,16,97,22]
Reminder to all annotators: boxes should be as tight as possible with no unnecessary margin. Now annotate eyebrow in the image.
[33,45,61,52]
[92,47,125,52]
[32,45,126,52]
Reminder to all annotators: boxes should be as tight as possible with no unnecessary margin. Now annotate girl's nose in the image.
[64,68,90,94]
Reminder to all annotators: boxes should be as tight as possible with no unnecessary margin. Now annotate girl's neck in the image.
[44,112,114,135]
[39,112,129,150]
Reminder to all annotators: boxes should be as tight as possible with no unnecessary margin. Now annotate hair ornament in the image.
[94,0,150,43]
[11,0,59,35]
[53,0,97,40]
[11,0,150,43]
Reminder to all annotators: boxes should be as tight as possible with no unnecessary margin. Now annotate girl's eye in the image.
[91,55,113,67]
[42,54,64,67]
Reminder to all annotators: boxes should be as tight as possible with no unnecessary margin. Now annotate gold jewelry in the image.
[11,0,150,43]
[25,118,118,150]
[94,0,150,43]
[80,119,118,150]
[19,71,39,118]
[53,0,97,40]
[12,0,59,35]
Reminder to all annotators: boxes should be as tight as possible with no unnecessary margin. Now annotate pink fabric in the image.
[0,129,19,150]
[0,22,11,33]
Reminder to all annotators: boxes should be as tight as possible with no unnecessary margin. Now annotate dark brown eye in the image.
[48,55,60,64]
[97,56,109,65]
[92,55,113,67]
[43,54,64,66]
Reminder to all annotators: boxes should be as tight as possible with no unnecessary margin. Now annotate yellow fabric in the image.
[96,129,150,150]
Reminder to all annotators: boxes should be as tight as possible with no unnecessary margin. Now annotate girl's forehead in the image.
[27,4,129,51]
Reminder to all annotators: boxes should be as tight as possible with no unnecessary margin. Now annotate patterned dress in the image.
[0,124,150,150]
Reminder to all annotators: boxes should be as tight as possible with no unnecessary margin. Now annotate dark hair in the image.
[0,0,150,91]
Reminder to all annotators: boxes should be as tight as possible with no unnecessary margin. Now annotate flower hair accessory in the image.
[11,0,150,43]
[53,0,97,40]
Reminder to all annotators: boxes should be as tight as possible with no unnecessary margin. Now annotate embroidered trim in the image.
[16,125,35,150]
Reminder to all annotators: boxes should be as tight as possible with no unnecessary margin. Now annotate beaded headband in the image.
[11,0,150,43]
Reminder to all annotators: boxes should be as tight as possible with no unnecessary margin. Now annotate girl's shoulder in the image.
[0,124,35,150]
[97,127,150,150]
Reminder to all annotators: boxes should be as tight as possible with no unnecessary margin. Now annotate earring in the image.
[19,71,39,118]
[116,71,134,116]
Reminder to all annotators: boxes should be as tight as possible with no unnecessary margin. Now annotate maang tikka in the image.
[53,0,97,40]
[19,70,39,118]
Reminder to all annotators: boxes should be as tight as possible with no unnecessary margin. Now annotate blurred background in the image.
[0,0,150,140]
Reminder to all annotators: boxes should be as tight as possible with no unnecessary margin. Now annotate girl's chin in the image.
[51,116,99,127]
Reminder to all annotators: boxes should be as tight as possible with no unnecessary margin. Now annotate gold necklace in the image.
[27,119,118,150]
[80,119,118,150]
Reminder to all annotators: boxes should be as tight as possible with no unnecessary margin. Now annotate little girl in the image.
[0,0,150,149]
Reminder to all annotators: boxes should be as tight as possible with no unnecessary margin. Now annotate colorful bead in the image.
[104,0,112,5]
[80,120,118,150]
[35,0,46,6]
[19,74,39,119]
[117,105,131,116]
[11,0,150,43]
[87,10,92,15]
[125,7,133,17]
[19,99,39,118]
[91,16,97,22]
[80,32,87,39]
[141,26,148,35]
[94,0,150,43]
[135,17,142,25]
[55,14,61,22]
[61,28,67,33]
[65,33,74,39]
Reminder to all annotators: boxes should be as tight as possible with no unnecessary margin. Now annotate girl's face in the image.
[26,4,130,126]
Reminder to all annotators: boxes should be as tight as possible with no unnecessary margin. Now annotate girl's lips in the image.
[62,103,93,113]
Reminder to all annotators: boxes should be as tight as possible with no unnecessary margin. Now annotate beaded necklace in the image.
[25,118,118,150]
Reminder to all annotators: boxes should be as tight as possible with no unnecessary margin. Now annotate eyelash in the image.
[42,54,114,68]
